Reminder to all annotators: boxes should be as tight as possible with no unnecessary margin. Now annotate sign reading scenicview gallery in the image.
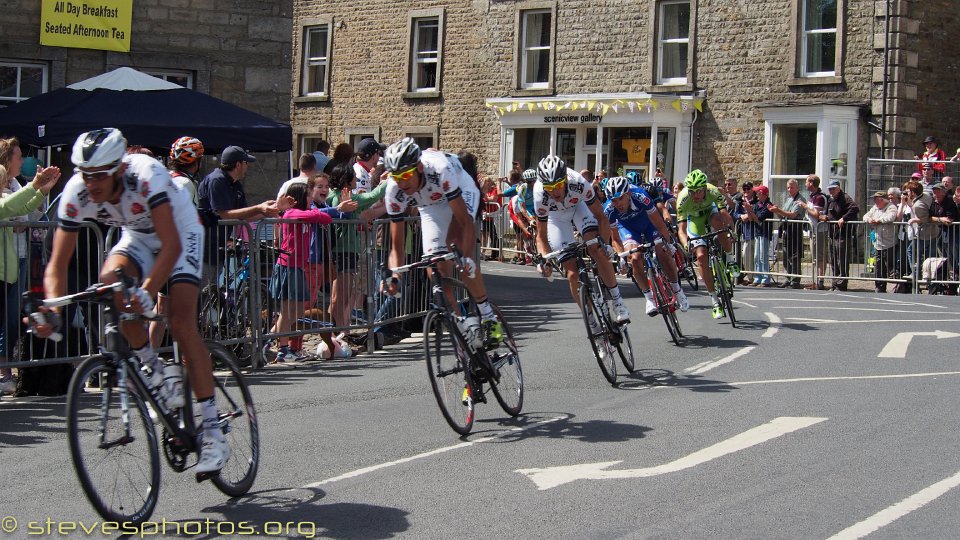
[40,0,132,52]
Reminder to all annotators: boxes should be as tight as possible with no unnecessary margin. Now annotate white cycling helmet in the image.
[604,176,631,199]
[536,155,566,186]
[71,128,127,169]
[521,168,538,181]
[383,137,422,172]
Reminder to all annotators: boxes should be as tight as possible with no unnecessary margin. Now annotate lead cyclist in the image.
[31,128,230,476]
[675,169,737,319]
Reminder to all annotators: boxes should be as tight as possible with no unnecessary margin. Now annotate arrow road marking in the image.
[685,346,755,375]
[877,330,960,358]
[516,416,827,490]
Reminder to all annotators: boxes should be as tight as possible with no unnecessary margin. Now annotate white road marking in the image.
[685,346,755,375]
[786,318,960,325]
[516,416,827,490]
[827,469,960,540]
[739,296,949,309]
[732,299,757,308]
[763,312,781,338]
[831,291,949,309]
[620,371,960,391]
[877,330,960,358]
[774,307,960,315]
[301,414,570,488]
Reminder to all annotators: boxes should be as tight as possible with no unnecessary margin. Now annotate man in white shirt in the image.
[352,138,385,194]
[277,153,317,199]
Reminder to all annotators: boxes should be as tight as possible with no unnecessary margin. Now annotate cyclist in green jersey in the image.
[675,169,736,319]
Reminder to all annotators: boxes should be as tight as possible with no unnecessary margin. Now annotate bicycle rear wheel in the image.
[677,247,699,291]
[488,303,523,417]
[67,355,160,525]
[423,310,475,435]
[202,341,260,496]
[713,257,737,328]
[579,282,617,385]
[651,270,682,346]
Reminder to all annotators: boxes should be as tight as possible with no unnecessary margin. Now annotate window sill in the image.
[403,90,441,100]
[511,87,555,98]
[787,76,843,87]
[649,82,694,94]
[294,95,330,103]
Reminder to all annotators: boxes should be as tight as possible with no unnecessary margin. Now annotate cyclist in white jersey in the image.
[31,128,230,477]
[381,137,503,345]
[532,156,630,324]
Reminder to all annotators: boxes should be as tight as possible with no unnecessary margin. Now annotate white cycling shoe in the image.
[645,297,658,316]
[676,290,690,312]
[196,436,231,475]
[612,301,631,324]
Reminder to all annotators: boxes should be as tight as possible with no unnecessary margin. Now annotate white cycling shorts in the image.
[546,201,599,261]
[111,222,204,287]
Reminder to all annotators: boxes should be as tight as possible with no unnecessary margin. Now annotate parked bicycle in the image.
[32,269,259,525]
[622,240,684,345]
[699,229,738,327]
[541,237,635,384]
[393,246,523,435]
[199,239,284,367]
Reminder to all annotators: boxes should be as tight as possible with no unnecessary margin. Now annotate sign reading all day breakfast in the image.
[40,0,133,52]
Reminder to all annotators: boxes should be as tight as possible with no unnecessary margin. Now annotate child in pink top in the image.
[266,183,333,362]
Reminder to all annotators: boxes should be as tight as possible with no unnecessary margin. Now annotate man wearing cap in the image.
[353,138,386,194]
[920,162,938,194]
[823,179,859,291]
[197,146,281,282]
[915,135,946,175]
[864,190,899,292]
[930,182,959,278]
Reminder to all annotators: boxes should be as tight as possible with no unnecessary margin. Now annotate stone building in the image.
[291,0,960,202]
[0,0,293,202]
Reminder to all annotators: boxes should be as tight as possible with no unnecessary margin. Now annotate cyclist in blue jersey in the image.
[603,177,689,316]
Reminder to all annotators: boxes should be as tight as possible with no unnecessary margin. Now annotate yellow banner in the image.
[40,0,132,52]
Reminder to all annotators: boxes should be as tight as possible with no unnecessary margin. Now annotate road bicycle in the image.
[199,239,283,367]
[698,229,738,327]
[34,269,259,525]
[672,237,699,291]
[393,246,523,435]
[541,237,635,385]
[621,240,684,345]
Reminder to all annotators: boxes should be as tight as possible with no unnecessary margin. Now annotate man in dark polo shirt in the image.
[197,146,281,282]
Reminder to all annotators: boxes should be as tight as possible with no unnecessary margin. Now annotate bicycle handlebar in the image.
[391,244,467,275]
[542,236,601,262]
[617,237,665,258]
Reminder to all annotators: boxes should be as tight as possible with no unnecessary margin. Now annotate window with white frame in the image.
[0,61,47,107]
[301,24,331,96]
[410,17,440,92]
[143,69,193,89]
[657,1,690,84]
[763,106,859,198]
[801,0,837,76]
[520,9,552,89]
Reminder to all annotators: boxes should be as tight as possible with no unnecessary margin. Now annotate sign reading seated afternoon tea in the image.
[40,0,132,52]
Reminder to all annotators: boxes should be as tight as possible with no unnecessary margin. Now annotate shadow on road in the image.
[679,335,758,350]
[204,487,410,539]
[617,369,739,393]
[470,412,653,444]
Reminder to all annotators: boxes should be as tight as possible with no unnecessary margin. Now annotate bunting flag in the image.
[526,102,535,112]
[586,101,596,110]
[600,104,611,115]
[671,99,682,112]
[627,101,635,113]
[483,96,700,116]
[694,99,704,112]
[611,103,619,113]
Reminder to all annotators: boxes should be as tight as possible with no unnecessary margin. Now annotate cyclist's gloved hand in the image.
[461,257,477,279]
[128,287,156,317]
[28,308,63,342]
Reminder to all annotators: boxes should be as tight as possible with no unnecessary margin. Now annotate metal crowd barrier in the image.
[0,220,105,369]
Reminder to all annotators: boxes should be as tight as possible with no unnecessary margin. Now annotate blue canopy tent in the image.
[0,67,292,153]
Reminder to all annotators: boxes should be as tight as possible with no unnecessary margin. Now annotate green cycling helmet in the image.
[685,169,708,189]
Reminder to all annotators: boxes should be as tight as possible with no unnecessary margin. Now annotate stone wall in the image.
[0,0,293,203]
[292,0,959,191]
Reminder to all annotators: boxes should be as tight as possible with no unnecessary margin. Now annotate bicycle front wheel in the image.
[203,341,260,496]
[423,310,475,435]
[488,303,523,417]
[651,270,682,346]
[67,355,160,525]
[713,257,737,328]
[677,248,699,291]
[579,282,617,385]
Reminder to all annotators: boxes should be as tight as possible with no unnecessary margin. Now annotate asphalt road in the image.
[3,262,960,539]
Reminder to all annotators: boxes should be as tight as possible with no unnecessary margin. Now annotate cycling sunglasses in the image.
[389,165,418,182]
[80,162,122,181]
[541,178,565,192]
